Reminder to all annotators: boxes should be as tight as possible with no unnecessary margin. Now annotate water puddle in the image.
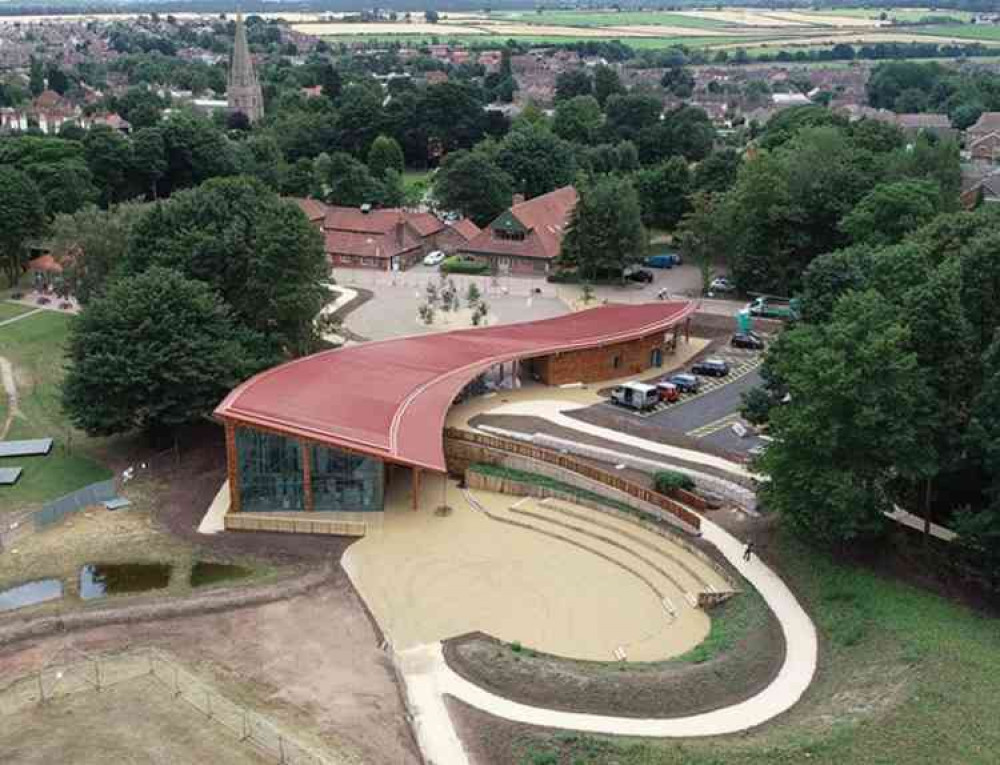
[190,561,252,588]
[0,579,63,612]
[79,563,172,600]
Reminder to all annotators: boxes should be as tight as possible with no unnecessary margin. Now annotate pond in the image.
[189,561,252,588]
[0,579,63,612]
[79,563,172,600]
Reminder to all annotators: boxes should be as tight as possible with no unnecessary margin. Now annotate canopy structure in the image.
[215,301,696,472]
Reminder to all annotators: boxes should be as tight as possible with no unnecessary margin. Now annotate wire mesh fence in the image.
[0,648,341,765]
[35,479,117,529]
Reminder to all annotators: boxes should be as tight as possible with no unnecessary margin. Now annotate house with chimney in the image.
[966,112,1000,163]
[290,200,480,271]
[458,186,578,276]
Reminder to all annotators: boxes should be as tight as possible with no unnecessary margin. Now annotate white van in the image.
[610,382,659,411]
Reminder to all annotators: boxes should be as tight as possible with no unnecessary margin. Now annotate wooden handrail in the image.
[444,427,701,532]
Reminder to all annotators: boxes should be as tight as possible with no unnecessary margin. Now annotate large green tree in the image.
[760,290,934,546]
[63,267,248,437]
[367,135,405,180]
[496,124,576,200]
[841,179,942,247]
[124,177,328,362]
[433,149,513,226]
[559,175,644,281]
[0,167,46,287]
[634,157,691,231]
[552,95,602,145]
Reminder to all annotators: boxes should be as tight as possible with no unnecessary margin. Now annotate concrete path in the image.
[0,307,42,329]
[197,481,229,535]
[396,504,818,757]
[0,356,23,440]
[487,398,757,480]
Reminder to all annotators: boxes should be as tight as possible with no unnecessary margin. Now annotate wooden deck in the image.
[224,511,382,537]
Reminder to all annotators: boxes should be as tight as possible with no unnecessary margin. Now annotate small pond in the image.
[0,579,63,612]
[190,561,253,588]
[79,563,172,600]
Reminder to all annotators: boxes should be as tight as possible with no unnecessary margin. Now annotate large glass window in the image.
[235,428,304,512]
[311,444,384,513]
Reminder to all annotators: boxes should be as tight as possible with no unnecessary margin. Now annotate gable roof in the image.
[895,113,952,130]
[405,211,446,238]
[462,186,577,261]
[450,218,482,242]
[969,112,1000,136]
[289,197,329,223]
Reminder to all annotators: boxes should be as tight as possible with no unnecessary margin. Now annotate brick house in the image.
[894,113,957,143]
[459,186,577,276]
[966,112,1000,163]
[961,167,1000,209]
[290,199,479,271]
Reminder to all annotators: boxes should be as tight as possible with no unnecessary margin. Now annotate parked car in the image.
[747,295,800,321]
[666,373,700,393]
[610,382,660,411]
[731,332,765,350]
[423,250,446,266]
[645,252,681,269]
[626,268,654,284]
[655,381,680,403]
[707,277,736,295]
[691,358,731,377]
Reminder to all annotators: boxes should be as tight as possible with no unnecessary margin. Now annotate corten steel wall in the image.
[443,428,701,533]
[534,330,677,386]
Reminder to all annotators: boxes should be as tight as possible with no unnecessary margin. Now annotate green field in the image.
[0,302,36,323]
[490,10,732,30]
[0,311,112,513]
[916,24,1000,42]
[323,33,752,50]
[508,531,1000,765]
[816,7,976,23]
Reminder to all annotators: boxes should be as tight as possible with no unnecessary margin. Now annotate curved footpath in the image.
[395,487,818,764]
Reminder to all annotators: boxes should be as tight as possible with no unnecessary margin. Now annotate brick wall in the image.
[537,331,674,385]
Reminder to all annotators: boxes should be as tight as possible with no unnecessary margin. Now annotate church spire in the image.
[228,12,264,123]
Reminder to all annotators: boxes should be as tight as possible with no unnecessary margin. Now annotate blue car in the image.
[666,373,700,393]
[645,253,681,269]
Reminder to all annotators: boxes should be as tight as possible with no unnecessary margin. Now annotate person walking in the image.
[743,540,755,562]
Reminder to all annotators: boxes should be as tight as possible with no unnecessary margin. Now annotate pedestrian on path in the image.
[743,540,755,562]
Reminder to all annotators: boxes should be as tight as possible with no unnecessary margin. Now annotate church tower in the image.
[228,13,264,123]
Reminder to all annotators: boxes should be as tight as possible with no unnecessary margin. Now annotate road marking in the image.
[687,412,743,438]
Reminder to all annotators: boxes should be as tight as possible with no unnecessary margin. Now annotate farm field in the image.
[298,8,1000,53]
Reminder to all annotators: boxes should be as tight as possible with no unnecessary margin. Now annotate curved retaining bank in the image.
[0,563,335,647]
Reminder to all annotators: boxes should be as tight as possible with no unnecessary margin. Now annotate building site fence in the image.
[443,427,701,532]
[0,647,339,765]
[34,479,117,529]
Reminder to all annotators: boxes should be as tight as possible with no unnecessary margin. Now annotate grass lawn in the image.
[0,311,112,514]
[0,302,36,323]
[507,531,1000,765]
[403,168,432,190]
[815,7,976,23]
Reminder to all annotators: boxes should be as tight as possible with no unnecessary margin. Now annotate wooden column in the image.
[412,467,421,512]
[301,440,314,512]
[225,422,241,514]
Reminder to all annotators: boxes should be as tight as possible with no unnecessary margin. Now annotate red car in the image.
[656,381,680,403]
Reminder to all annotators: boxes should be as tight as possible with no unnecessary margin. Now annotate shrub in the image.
[654,470,695,493]
[440,256,489,275]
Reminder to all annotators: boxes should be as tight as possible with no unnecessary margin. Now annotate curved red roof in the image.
[215,302,696,472]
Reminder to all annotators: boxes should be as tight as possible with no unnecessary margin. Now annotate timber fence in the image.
[0,647,341,765]
[443,427,701,532]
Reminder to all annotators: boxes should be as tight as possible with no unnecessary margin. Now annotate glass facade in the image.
[311,444,384,513]
[235,427,384,514]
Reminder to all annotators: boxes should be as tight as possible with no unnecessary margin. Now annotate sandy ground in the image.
[0,675,271,765]
[344,478,722,662]
[677,9,810,27]
[759,10,886,27]
[0,579,419,765]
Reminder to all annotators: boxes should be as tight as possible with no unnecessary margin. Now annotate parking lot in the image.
[596,346,768,457]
